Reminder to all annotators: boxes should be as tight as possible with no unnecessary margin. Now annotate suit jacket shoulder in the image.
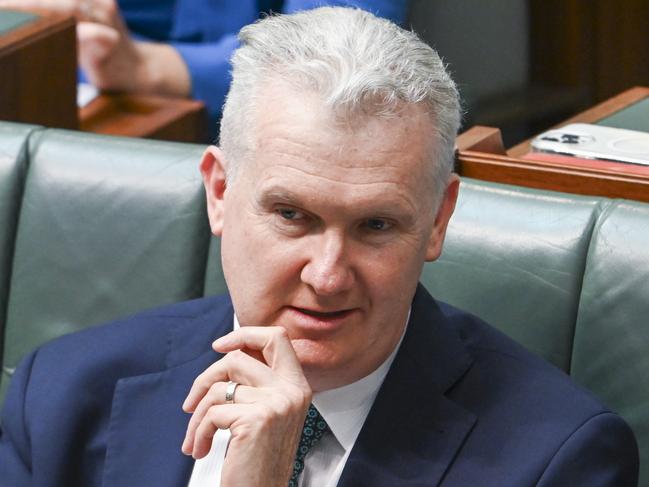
[338,285,639,486]
[0,294,233,487]
[1,286,639,486]
[29,294,232,377]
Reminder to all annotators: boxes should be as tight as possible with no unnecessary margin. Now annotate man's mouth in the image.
[293,307,353,319]
[286,306,358,330]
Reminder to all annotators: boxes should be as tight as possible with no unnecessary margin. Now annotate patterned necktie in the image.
[288,404,330,487]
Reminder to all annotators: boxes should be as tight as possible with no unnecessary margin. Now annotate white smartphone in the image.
[531,123,649,166]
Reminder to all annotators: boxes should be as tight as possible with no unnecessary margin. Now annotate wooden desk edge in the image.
[456,126,506,155]
[507,86,649,157]
[79,93,207,143]
[0,11,75,54]
[454,87,649,202]
[457,150,649,203]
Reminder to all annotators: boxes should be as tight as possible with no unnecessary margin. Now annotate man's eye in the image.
[365,218,392,231]
[277,208,303,220]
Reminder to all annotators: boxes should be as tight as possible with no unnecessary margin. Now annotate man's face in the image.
[202,87,458,391]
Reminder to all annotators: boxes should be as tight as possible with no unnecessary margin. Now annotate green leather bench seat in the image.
[0,122,41,374]
[424,180,603,372]
[2,130,208,398]
[0,122,648,484]
[572,201,649,484]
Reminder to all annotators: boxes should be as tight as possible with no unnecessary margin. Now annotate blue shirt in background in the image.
[115,0,409,139]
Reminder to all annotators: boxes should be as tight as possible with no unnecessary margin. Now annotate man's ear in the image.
[425,174,460,262]
[200,145,227,236]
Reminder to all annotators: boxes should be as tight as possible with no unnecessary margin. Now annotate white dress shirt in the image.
[188,314,407,487]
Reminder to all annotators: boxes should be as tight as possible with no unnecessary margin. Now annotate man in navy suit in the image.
[0,7,639,486]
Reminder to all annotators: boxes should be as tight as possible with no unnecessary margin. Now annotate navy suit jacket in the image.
[0,285,638,486]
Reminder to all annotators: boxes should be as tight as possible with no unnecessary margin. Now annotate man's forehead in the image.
[252,88,433,159]
[227,79,439,207]
[246,135,436,216]
[253,78,433,138]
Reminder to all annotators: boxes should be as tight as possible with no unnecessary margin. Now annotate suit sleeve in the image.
[0,351,37,484]
[536,412,639,486]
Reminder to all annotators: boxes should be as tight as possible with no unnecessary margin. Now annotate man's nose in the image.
[300,232,355,296]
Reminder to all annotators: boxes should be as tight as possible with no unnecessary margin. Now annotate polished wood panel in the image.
[530,0,649,103]
[456,126,506,155]
[0,11,77,129]
[80,94,208,143]
[457,87,649,203]
[592,1,649,100]
[457,150,649,203]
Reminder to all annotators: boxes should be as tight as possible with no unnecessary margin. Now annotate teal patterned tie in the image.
[288,404,329,487]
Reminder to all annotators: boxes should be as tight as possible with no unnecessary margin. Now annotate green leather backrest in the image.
[0,122,41,374]
[422,179,603,372]
[1,130,210,399]
[572,200,649,484]
[1,124,648,484]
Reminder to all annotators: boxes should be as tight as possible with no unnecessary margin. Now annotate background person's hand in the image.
[0,0,190,97]
[76,0,190,97]
[182,327,313,487]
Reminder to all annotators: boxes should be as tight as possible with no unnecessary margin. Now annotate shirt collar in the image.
[312,310,410,451]
[232,310,410,451]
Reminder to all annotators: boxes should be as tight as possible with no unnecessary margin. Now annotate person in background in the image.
[0,0,409,138]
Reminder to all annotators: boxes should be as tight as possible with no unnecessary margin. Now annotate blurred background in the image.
[409,0,649,147]
[2,0,648,147]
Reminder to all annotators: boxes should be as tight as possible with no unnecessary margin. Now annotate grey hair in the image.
[219,6,461,205]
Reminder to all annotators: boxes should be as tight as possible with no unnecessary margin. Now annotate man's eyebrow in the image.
[256,187,305,207]
[256,184,421,222]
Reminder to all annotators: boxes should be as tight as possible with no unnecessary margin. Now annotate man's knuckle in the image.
[208,382,221,397]
[284,389,301,407]
[205,405,220,422]
[193,375,208,390]
[272,394,292,414]
[271,327,289,341]
[254,410,270,426]
[229,349,245,361]
[299,390,312,408]
[284,383,310,406]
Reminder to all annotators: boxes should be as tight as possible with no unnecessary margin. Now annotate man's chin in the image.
[290,338,347,386]
[290,337,338,364]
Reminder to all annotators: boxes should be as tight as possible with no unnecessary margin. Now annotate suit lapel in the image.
[102,301,233,487]
[98,286,475,486]
[338,285,477,487]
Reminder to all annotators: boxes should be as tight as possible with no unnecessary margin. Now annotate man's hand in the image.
[182,327,313,487]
